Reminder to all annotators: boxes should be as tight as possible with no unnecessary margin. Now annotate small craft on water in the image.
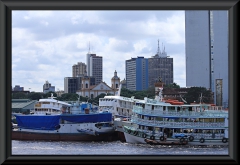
[12,95,116,141]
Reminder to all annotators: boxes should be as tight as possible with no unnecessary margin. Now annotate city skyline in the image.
[12,10,185,92]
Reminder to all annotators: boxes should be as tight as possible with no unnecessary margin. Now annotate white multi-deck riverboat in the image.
[99,81,228,145]
[32,93,71,114]
[122,86,228,146]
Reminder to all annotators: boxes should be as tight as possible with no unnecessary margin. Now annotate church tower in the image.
[111,70,120,91]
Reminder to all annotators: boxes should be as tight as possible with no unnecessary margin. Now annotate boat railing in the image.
[131,117,225,128]
[183,133,225,139]
[133,107,228,118]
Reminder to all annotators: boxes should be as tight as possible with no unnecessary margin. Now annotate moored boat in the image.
[32,93,71,115]
[12,96,117,141]
[122,82,229,146]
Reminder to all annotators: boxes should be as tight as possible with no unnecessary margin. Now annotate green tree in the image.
[165,82,180,88]
[43,92,57,98]
[12,92,27,99]
[28,92,44,100]
[58,93,79,101]
[119,87,155,99]
[183,87,212,104]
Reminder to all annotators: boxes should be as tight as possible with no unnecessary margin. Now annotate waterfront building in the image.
[86,50,103,85]
[148,40,173,87]
[185,10,228,107]
[77,71,120,98]
[12,99,37,114]
[64,76,96,94]
[125,57,148,91]
[120,78,127,89]
[111,70,120,90]
[64,77,81,94]
[72,62,87,77]
[12,85,24,91]
[43,81,55,94]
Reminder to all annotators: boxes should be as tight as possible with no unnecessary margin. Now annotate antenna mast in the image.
[88,42,91,53]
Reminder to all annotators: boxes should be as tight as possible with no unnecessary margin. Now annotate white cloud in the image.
[40,21,49,27]
[28,10,54,18]
[12,10,186,92]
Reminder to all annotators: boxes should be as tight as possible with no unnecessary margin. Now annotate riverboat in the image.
[12,96,116,141]
[122,84,228,146]
[32,93,71,114]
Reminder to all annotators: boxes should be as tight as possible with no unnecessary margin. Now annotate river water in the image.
[12,140,228,155]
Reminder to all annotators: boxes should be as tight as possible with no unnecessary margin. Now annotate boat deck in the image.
[144,137,228,146]
[144,138,188,145]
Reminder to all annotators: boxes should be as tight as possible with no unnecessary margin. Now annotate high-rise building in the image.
[126,57,148,91]
[90,54,102,85]
[86,52,102,85]
[64,77,81,94]
[185,10,228,107]
[12,85,24,91]
[148,40,173,87]
[43,81,55,94]
[72,62,87,77]
[64,76,95,94]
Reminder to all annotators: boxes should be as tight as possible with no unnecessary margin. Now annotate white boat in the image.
[122,85,228,146]
[33,93,71,114]
[98,84,145,140]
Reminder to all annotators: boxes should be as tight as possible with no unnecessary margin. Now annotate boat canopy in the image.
[60,113,112,123]
[16,115,61,130]
[16,113,112,130]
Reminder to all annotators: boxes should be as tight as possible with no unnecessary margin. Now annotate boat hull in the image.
[123,132,146,143]
[12,130,118,141]
[123,130,228,146]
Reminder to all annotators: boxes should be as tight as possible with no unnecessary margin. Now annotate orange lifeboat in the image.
[165,99,178,103]
[170,102,184,105]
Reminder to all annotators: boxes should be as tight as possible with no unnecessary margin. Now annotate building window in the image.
[86,83,88,88]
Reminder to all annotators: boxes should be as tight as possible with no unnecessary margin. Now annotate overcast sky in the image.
[12,10,186,92]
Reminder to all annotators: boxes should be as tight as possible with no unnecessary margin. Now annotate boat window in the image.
[42,102,50,104]
[177,107,180,111]
[163,106,166,110]
[189,107,192,111]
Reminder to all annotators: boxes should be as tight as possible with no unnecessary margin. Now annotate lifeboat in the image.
[170,102,184,105]
[165,99,178,103]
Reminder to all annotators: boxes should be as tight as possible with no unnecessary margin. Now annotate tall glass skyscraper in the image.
[185,10,228,107]
[125,57,148,91]
[86,52,103,85]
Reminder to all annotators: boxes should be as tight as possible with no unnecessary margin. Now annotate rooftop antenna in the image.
[180,95,187,104]
[159,87,163,102]
[88,42,91,53]
[48,93,56,99]
[162,42,164,54]
[200,93,203,104]
[157,39,161,55]
[116,83,122,96]
[77,94,80,103]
